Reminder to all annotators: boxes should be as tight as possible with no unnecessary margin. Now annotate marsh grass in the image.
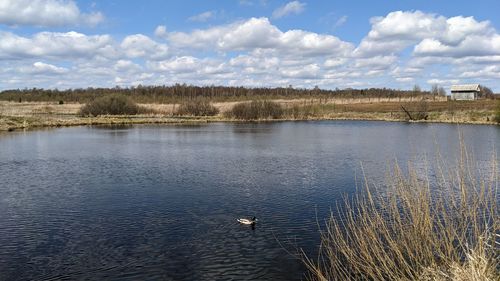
[174,99,219,116]
[78,94,150,116]
[287,104,316,119]
[303,143,498,281]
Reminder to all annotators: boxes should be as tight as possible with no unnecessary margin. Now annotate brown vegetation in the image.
[78,94,149,116]
[303,144,499,281]
[1,98,498,131]
[225,100,284,120]
[174,99,219,116]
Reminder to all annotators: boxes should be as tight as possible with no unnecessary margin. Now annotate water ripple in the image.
[0,122,498,280]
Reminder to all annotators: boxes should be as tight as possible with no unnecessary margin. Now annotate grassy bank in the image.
[0,99,498,131]
[303,144,499,281]
[0,115,218,132]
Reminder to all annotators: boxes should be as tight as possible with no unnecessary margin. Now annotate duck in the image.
[237,216,257,225]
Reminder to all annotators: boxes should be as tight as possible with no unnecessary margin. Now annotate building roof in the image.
[451,84,480,92]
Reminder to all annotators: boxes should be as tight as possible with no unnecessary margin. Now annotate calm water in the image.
[0,121,498,281]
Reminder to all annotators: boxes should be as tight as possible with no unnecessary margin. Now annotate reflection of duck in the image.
[237,216,257,225]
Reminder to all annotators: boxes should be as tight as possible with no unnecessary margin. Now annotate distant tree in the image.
[431,84,439,96]
[413,84,422,93]
[438,86,447,96]
[0,85,437,103]
[479,85,494,99]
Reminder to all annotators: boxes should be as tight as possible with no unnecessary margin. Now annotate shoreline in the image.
[1,100,498,132]
[1,114,498,132]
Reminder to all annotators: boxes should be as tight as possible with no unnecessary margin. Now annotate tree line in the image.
[0,84,439,103]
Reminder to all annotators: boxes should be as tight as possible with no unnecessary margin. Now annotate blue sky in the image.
[1,0,499,92]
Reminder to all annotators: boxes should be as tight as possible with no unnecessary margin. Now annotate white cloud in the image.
[280,64,320,79]
[229,55,280,75]
[230,55,279,68]
[460,65,500,79]
[168,26,229,50]
[0,0,104,27]
[168,18,280,51]
[354,11,439,57]
[19,62,68,75]
[324,58,346,68]
[427,78,459,85]
[114,60,142,73]
[396,77,415,83]
[272,1,306,19]
[279,29,352,56]
[154,25,168,38]
[168,17,353,57]
[413,34,500,57]
[148,56,229,76]
[0,31,115,59]
[120,34,169,59]
[457,56,500,65]
[368,11,439,41]
[354,55,398,70]
[216,18,282,50]
[149,56,201,73]
[188,11,216,22]
[1,11,500,91]
[355,10,499,59]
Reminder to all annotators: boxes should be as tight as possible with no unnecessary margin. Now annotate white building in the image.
[451,84,480,100]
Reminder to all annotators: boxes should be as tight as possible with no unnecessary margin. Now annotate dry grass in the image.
[1,99,498,131]
[303,143,499,281]
[141,103,176,115]
[0,101,81,116]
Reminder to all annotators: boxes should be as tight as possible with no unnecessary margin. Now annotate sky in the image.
[1,0,499,92]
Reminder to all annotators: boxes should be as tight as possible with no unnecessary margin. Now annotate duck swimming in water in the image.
[237,216,257,225]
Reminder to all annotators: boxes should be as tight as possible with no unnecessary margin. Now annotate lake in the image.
[0,121,498,281]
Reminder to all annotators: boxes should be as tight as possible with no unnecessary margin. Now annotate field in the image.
[0,98,498,131]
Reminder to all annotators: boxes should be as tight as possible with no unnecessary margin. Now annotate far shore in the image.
[1,99,498,132]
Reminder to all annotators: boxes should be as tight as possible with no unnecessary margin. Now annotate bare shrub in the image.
[303,144,498,281]
[174,99,219,116]
[402,100,429,121]
[226,100,284,120]
[415,99,429,120]
[78,94,145,116]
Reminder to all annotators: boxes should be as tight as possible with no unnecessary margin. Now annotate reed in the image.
[303,143,499,281]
